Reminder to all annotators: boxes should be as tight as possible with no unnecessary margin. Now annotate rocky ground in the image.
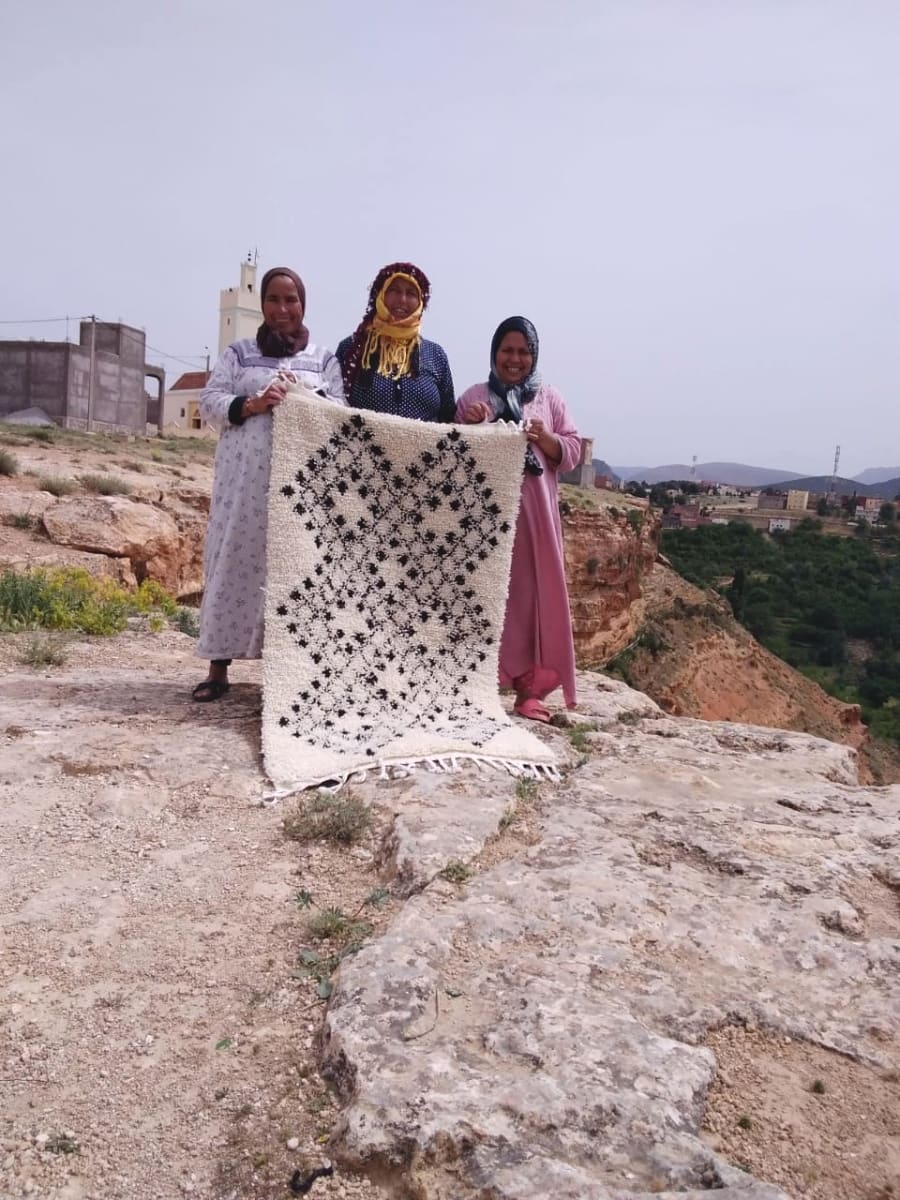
[0,425,213,596]
[2,629,898,1200]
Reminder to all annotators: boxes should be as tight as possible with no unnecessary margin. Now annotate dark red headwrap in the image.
[340,262,431,396]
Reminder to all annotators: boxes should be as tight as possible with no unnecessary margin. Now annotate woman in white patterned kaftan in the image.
[193,267,345,701]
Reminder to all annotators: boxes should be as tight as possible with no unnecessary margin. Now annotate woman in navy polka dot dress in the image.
[337,263,455,422]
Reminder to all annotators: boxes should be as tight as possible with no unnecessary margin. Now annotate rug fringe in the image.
[260,753,560,805]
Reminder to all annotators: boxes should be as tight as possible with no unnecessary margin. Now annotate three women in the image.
[195,263,580,718]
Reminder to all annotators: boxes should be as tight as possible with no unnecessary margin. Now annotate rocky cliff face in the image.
[616,562,875,776]
[558,496,882,776]
[561,496,658,665]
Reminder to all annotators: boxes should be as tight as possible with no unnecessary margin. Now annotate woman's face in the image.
[263,275,304,333]
[383,277,421,321]
[494,331,534,386]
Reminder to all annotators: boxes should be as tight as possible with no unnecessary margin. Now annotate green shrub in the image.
[130,578,178,616]
[4,513,36,530]
[38,476,77,497]
[606,645,636,683]
[567,722,598,753]
[19,633,68,667]
[514,776,539,806]
[282,791,371,845]
[0,449,19,476]
[440,860,472,883]
[0,567,177,635]
[641,626,670,656]
[175,607,200,637]
[28,427,56,444]
[306,906,372,945]
[78,473,132,496]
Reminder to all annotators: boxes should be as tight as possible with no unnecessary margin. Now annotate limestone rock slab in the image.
[41,495,195,595]
[42,495,177,556]
[0,487,58,518]
[322,674,899,1198]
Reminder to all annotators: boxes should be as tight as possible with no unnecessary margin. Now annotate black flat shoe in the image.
[192,678,230,702]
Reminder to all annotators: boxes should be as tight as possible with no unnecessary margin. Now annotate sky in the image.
[2,0,898,477]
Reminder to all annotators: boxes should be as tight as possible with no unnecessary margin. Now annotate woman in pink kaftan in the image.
[457,316,581,721]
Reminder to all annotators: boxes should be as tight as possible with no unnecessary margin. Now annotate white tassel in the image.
[260,751,559,804]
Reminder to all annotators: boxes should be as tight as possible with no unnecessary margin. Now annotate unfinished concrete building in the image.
[0,320,164,434]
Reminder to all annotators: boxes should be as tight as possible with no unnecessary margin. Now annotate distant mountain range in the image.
[765,475,900,499]
[852,467,900,485]
[592,459,618,480]
[609,462,802,487]
[599,460,900,498]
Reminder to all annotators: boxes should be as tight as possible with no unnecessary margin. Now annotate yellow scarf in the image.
[361,273,424,380]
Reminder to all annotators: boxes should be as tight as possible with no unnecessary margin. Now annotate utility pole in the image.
[86,314,97,432]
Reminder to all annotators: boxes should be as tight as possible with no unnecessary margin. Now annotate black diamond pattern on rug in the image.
[273,414,513,756]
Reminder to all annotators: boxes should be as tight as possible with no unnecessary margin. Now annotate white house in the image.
[768,516,792,533]
[161,370,211,437]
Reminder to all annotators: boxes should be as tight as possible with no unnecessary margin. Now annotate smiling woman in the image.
[457,316,581,720]
[337,262,456,422]
[191,267,345,702]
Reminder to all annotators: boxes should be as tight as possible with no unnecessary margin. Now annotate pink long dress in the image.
[456,383,581,708]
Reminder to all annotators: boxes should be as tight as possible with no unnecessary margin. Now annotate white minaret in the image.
[218,255,262,354]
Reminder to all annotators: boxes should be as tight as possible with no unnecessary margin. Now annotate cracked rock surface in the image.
[324,675,900,1199]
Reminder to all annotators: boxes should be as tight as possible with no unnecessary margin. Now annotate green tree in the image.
[727,564,747,616]
[661,520,900,746]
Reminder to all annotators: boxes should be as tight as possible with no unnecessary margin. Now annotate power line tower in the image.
[828,444,841,503]
[690,454,697,481]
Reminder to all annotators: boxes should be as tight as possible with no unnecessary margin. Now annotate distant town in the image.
[560,468,899,539]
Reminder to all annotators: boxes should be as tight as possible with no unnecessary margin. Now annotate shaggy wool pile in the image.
[261,386,558,794]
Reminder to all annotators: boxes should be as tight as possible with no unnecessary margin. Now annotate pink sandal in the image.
[514,697,551,723]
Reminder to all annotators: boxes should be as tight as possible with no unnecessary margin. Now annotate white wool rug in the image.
[261,386,558,796]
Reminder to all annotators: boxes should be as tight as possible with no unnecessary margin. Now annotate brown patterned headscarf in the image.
[257,267,309,357]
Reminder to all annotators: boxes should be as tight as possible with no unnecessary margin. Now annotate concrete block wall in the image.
[79,322,146,369]
[65,347,148,433]
[0,342,70,422]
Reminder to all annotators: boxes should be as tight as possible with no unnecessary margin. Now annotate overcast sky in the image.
[2,0,898,476]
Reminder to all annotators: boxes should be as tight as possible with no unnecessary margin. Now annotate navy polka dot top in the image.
[336,336,456,423]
